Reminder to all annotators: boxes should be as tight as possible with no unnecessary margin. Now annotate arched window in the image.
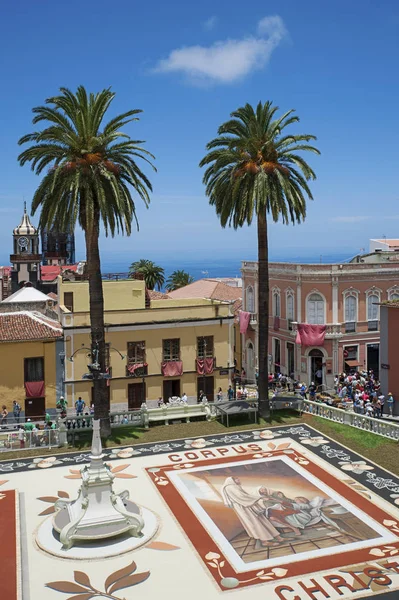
[344,295,357,322]
[307,293,325,325]
[247,342,254,370]
[286,292,295,330]
[367,293,379,322]
[286,293,294,320]
[390,293,399,301]
[272,290,281,317]
[246,286,255,313]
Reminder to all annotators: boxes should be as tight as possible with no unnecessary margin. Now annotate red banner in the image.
[196,358,214,375]
[239,311,251,334]
[127,362,148,375]
[295,324,326,347]
[161,361,183,377]
[25,381,45,398]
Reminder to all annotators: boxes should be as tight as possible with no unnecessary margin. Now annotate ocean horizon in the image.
[99,251,356,283]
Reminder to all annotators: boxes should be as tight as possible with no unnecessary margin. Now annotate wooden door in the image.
[198,376,214,402]
[24,397,45,420]
[128,382,146,410]
[163,379,181,400]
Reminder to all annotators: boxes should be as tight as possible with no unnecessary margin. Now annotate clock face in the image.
[18,237,29,249]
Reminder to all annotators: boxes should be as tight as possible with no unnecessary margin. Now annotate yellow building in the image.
[0,311,63,417]
[59,276,235,408]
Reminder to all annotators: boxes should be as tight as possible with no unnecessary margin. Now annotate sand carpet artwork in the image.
[2,424,399,599]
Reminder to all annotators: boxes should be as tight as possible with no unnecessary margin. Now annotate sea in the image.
[100,251,355,284]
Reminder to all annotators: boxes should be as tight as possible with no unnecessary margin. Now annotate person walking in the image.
[217,387,223,402]
[12,400,21,423]
[227,385,234,401]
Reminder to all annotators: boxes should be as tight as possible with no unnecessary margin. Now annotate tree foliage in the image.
[199,101,319,412]
[129,259,165,291]
[18,86,155,434]
[166,270,194,291]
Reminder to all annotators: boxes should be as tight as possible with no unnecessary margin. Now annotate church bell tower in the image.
[10,203,41,293]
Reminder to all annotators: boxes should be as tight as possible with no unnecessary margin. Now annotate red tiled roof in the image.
[147,290,170,300]
[41,264,78,282]
[0,311,62,342]
[167,279,242,303]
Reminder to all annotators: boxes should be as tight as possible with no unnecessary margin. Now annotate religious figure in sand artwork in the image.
[221,477,356,547]
[221,477,283,547]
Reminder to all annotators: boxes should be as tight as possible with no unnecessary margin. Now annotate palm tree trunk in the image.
[257,210,270,419]
[84,212,111,438]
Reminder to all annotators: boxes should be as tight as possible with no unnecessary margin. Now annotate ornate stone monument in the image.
[53,419,144,550]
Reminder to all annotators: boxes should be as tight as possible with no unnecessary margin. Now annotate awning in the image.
[345,360,361,367]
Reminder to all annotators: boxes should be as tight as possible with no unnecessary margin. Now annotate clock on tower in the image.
[10,203,41,293]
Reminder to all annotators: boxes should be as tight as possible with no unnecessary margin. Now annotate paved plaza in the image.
[2,424,399,599]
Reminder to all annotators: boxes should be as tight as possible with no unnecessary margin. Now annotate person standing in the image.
[1,405,8,427]
[75,396,85,416]
[387,392,395,417]
[198,390,206,404]
[378,394,385,416]
[18,426,26,449]
[181,392,188,403]
[217,387,223,402]
[12,400,21,423]
[227,385,234,401]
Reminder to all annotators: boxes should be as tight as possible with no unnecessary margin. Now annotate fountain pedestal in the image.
[53,419,144,550]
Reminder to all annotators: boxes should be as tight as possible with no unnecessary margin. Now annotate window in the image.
[163,338,180,361]
[273,338,281,372]
[24,357,44,382]
[246,286,255,313]
[286,292,295,329]
[287,342,295,376]
[273,291,281,317]
[127,341,146,366]
[390,293,399,301]
[197,336,214,358]
[307,293,325,325]
[63,292,74,312]
[367,293,379,327]
[344,294,357,332]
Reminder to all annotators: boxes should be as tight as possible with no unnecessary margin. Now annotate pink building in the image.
[241,252,399,389]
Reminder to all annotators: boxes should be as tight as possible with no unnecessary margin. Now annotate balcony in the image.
[10,254,41,262]
[126,363,148,377]
[290,322,343,339]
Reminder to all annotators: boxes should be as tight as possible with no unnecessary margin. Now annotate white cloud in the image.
[154,15,287,84]
[203,16,218,31]
[330,216,372,223]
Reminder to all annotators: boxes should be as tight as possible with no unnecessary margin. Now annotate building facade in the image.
[59,276,235,409]
[0,311,63,417]
[379,302,399,414]
[241,258,399,389]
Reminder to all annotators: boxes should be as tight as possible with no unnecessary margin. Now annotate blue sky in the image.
[1,0,399,267]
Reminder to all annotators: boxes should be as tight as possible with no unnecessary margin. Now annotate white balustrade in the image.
[302,400,399,440]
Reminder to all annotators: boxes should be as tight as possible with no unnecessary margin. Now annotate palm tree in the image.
[129,259,165,290]
[18,86,155,436]
[199,101,319,417]
[166,270,194,291]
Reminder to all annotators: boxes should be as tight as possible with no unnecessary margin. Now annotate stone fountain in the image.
[52,419,144,550]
